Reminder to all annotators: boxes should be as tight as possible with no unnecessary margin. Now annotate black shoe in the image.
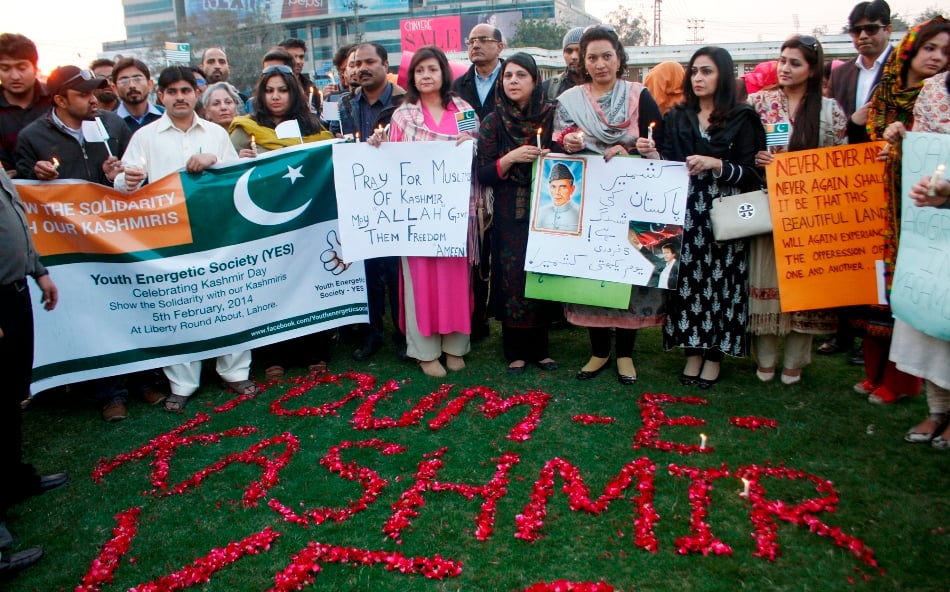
[38,473,69,494]
[576,359,610,380]
[535,360,559,371]
[617,372,638,385]
[507,364,526,376]
[679,373,699,386]
[353,336,383,361]
[0,547,43,578]
[697,376,719,390]
[849,347,865,366]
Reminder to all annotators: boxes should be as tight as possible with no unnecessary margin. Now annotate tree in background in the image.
[509,19,572,50]
[605,7,651,46]
[149,8,283,94]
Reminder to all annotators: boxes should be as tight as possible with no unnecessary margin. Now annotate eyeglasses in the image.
[465,36,499,46]
[116,74,146,86]
[798,35,820,50]
[262,65,294,75]
[849,23,884,36]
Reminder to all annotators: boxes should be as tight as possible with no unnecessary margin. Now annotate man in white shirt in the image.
[114,66,257,412]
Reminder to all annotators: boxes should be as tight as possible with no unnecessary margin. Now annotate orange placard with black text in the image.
[765,143,888,311]
[16,175,193,256]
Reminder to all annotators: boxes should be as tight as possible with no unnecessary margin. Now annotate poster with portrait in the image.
[524,154,687,287]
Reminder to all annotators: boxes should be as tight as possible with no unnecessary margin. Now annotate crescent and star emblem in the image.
[233,165,311,226]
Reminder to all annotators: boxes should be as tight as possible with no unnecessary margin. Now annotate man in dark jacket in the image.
[15,65,130,184]
[339,42,409,361]
[451,23,505,340]
[542,27,585,100]
[0,33,52,174]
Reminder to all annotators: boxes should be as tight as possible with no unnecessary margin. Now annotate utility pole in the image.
[652,0,662,46]
[687,19,705,44]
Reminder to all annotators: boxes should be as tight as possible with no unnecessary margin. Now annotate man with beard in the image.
[201,47,231,84]
[113,57,163,133]
[339,42,408,362]
[451,23,505,342]
[0,33,52,174]
[542,27,585,99]
[90,58,120,111]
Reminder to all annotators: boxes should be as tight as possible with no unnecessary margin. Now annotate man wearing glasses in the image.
[828,0,893,144]
[0,33,52,175]
[452,24,505,343]
[112,57,164,133]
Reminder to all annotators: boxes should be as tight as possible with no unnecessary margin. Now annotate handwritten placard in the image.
[892,131,950,339]
[332,141,473,261]
[766,143,888,312]
[523,155,687,286]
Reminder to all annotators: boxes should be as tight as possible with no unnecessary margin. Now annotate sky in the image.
[3,0,946,75]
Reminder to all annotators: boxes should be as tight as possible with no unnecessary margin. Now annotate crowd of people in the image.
[1,0,948,578]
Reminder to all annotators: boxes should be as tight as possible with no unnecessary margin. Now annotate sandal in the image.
[223,380,262,397]
[264,365,285,381]
[307,361,328,373]
[756,367,775,382]
[816,337,842,355]
[164,394,189,413]
[905,412,949,443]
[780,368,802,385]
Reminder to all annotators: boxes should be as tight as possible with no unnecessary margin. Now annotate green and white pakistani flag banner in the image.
[17,140,368,394]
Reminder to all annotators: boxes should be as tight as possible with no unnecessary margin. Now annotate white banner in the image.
[524,155,688,286]
[332,141,473,260]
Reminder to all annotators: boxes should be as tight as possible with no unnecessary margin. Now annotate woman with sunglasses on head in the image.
[852,17,950,405]
[228,65,334,381]
[553,25,665,386]
[747,36,847,385]
[476,52,560,375]
[368,46,479,378]
[229,64,332,157]
[656,47,766,388]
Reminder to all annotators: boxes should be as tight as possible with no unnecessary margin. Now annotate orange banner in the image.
[16,174,192,256]
[766,142,888,311]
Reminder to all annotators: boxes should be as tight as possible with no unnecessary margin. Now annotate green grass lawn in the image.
[7,325,948,591]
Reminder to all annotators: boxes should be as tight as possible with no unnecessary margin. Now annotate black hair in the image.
[333,43,356,70]
[253,68,321,135]
[781,36,825,151]
[682,46,738,131]
[261,47,294,68]
[89,58,115,71]
[157,66,197,91]
[355,42,388,64]
[405,46,454,107]
[849,0,891,27]
[0,33,38,65]
[579,26,628,81]
[278,38,307,51]
[113,57,150,83]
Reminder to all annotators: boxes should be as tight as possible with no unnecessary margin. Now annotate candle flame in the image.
[536,127,542,134]
[51,157,60,169]
[649,121,656,129]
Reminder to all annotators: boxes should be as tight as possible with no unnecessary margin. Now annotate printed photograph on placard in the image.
[532,157,585,235]
[626,221,684,290]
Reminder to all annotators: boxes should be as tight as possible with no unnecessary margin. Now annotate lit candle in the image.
[740,478,751,498]
[699,433,707,450]
[51,157,60,171]
[250,135,256,151]
[928,163,946,197]
[376,124,384,135]
[355,132,361,143]
[648,121,656,142]
[536,127,542,149]
[328,71,336,85]
[308,86,315,106]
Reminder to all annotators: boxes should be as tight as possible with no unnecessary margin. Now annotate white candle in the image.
[536,127,542,149]
[250,135,256,151]
[699,433,707,450]
[648,121,655,142]
[51,157,60,171]
[355,132,361,143]
[740,478,751,498]
[928,163,946,197]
